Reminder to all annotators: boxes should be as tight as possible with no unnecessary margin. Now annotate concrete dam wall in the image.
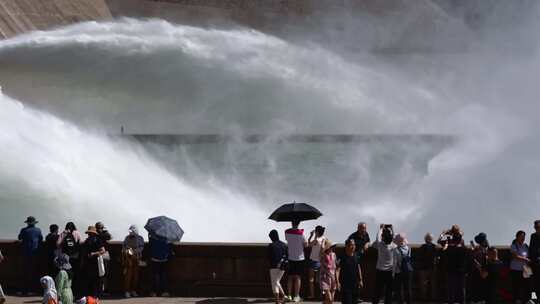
[0,0,112,39]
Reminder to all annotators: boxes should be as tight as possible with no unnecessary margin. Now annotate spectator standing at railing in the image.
[57,222,83,298]
[346,222,371,263]
[439,225,468,304]
[149,233,173,297]
[268,229,288,304]
[308,225,327,299]
[18,216,43,295]
[371,224,396,304]
[82,226,105,298]
[484,247,503,304]
[417,233,439,301]
[392,233,412,304]
[337,239,363,304]
[285,220,308,303]
[122,225,145,298]
[45,224,60,277]
[529,220,540,303]
[470,232,490,303]
[510,230,531,303]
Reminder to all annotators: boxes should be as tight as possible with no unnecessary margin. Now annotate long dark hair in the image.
[512,230,526,245]
[65,222,77,232]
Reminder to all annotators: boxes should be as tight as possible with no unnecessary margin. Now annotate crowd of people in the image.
[267,220,540,304]
[0,216,174,304]
[2,217,540,304]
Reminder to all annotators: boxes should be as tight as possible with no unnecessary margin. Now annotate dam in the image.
[1,0,540,246]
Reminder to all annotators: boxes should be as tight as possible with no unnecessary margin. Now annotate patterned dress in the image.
[320,252,337,292]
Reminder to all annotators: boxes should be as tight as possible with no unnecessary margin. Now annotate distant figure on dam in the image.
[18,216,43,295]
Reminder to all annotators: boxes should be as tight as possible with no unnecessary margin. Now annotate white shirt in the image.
[310,236,326,261]
[285,228,306,261]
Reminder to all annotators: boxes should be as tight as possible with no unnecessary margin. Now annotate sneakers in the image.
[131,291,138,297]
[161,292,170,297]
[284,295,292,302]
[124,291,131,298]
[293,296,301,303]
[150,292,157,297]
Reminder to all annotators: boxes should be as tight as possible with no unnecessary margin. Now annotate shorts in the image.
[309,259,321,271]
[288,260,305,276]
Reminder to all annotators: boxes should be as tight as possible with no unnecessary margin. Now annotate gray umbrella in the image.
[144,216,184,242]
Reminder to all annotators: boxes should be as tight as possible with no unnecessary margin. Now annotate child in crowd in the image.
[319,239,337,304]
[41,276,58,304]
[55,254,74,304]
[483,247,503,304]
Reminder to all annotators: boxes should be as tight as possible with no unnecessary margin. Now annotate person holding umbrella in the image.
[286,220,308,303]
[269,202,322,303]
[145,216,184,297]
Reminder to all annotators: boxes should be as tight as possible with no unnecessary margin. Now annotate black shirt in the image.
[45,233,59,258]
[338,254,360,289]
[485,260,503,303]
[444,245,468,274]
[417,243,438,270]
[268,241,288,269]
[346,232,370,256]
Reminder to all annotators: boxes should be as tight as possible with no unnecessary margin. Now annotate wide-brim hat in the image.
[323,239,337,251]
[85,226,98,235]
[474,232,488,244]
[24,216,38,224]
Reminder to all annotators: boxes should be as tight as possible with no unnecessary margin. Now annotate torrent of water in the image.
[1,4,540,243]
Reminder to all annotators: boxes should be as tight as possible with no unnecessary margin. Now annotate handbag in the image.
[523,264,533,278]
[97,255,106,277]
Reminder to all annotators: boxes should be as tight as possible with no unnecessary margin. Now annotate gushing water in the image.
[1,5,540,243]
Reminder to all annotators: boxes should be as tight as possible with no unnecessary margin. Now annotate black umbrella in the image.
[144,216,184,242]
[268,202,322,222]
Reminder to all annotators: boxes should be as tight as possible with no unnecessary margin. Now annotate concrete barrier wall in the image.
[0,240,515,300]
[0,0,112,39]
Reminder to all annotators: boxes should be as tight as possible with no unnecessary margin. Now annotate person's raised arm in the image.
[308,230,315,244]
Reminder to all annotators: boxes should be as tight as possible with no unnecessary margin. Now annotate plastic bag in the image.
[97,255,106,277]
[523,264,533,279]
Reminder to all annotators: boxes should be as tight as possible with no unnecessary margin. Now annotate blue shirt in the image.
[510,242,529,271]
[18,226,43,256]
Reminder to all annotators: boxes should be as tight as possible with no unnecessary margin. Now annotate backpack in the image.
[400,248,414,273]
[62,232,79,257]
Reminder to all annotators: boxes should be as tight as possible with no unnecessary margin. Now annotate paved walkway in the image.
[3,296,441,304]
